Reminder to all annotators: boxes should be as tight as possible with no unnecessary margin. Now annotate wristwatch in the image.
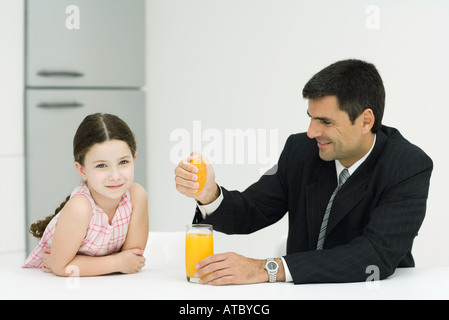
[264,258,279,283]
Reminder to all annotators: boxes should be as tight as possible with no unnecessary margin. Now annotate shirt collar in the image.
[335,134,377,181]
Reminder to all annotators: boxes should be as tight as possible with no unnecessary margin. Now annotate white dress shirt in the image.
[196,135,376,282]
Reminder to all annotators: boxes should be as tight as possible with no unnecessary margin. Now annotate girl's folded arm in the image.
[50,195,120,277]
[121,182,149,252]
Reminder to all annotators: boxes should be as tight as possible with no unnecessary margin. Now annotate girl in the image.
[23,113,149,277]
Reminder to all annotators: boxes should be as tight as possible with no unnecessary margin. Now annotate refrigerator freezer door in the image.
[27,0,145,88]
[25,89,147,252]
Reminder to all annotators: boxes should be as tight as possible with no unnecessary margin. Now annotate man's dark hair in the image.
[302,59,385,133]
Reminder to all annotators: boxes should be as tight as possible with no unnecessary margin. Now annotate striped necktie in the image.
[316,168,350,250]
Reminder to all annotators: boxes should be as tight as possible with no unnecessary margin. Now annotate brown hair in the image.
[29,113,137,239]
[302,59,385,133]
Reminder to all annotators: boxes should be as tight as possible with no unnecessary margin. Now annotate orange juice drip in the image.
[185,234,214,278]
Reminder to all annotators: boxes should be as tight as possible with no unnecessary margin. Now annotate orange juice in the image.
[185,227,213,283]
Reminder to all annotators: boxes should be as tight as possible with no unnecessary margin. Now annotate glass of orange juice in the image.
[185,224,213,283]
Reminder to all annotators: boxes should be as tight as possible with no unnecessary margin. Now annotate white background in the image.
[145,0,449,266]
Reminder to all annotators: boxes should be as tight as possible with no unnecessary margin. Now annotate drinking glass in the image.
[185,224,213,283]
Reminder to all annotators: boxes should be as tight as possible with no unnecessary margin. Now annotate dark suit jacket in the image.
[194,125,433,284]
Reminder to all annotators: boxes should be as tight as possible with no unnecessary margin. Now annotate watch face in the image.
[267,261,277,270]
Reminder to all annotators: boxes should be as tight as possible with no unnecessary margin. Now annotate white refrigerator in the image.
[25,0,147,253]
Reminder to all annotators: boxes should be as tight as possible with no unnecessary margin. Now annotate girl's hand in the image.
[115,248,146,274]
[43,246,145,275]
[42,247,53,273]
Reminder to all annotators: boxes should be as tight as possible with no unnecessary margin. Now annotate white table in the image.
[1,266,448,300]
[5,233,448,301]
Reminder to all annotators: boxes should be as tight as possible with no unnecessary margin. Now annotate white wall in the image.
[145,0,449,265]
[0,0,25,266]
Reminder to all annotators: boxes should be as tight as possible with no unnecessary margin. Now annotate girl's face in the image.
[75,139,136,201]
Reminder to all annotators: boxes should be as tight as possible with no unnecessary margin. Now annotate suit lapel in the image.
[325,172,370,236]
[305,160,336,250]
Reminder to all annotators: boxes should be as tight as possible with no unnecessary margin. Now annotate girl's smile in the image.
[106,184,124,189]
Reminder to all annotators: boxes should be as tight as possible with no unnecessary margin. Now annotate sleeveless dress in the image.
[23,183,133,269]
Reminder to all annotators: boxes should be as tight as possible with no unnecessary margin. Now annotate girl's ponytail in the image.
[28,195,70,239]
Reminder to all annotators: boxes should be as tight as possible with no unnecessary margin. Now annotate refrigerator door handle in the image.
[37,102,84,108]
[37,70,84,77]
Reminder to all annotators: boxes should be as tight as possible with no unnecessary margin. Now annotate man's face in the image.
[307,95,371,168]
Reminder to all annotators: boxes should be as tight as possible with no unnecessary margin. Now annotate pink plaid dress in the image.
[23,183,132,269]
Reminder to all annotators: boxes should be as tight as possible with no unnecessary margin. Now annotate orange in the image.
[190,158,207,194]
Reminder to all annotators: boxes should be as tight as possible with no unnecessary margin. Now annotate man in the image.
[174,59,433,285]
